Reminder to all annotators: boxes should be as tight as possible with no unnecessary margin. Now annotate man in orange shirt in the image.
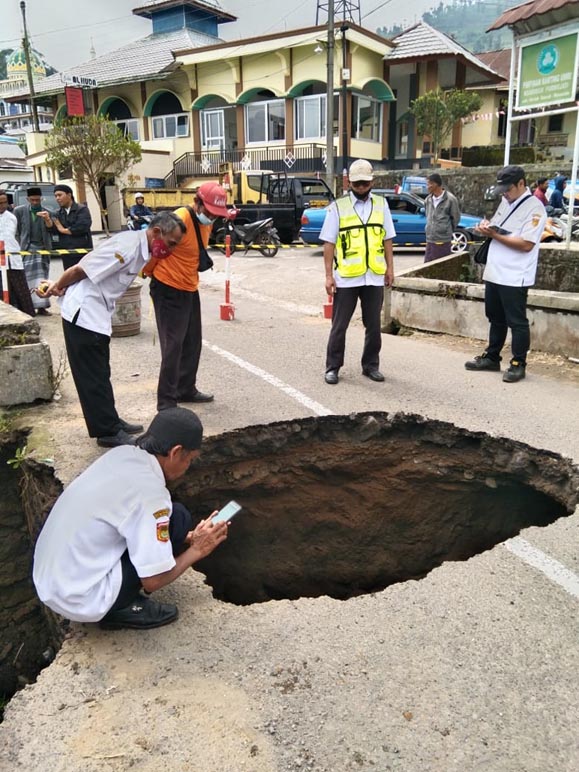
[148,182,229,411]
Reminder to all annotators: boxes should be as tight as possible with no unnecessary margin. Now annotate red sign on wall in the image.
[65,86,85,116]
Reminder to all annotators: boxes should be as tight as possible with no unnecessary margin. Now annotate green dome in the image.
[6,47,47,80]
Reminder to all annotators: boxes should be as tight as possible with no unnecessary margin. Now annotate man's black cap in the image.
[27,187,42,197]
[139,407,203,450]
[495,165,526,194]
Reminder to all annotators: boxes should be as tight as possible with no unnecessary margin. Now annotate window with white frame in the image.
[152,113,189,139]
[295,95,326,140]
[352,94,382,142]
[114,118,140,140]
[245,99,285,144]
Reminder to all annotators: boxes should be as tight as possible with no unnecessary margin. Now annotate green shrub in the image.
[462,146,536,166]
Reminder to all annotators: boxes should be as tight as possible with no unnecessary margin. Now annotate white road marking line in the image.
[504,536,579,599]
[203,341,332,416]
[205,340,579,600]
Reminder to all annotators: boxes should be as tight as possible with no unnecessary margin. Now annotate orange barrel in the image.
[112,278,143,337]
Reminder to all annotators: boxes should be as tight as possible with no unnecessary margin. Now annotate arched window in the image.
[147,92,189,139]
[240,89,285,144]
[102,97,139,140]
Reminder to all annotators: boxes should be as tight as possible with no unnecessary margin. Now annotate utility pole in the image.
[325,0,335,191]
[20,1,40,132]
[341,24,348,184]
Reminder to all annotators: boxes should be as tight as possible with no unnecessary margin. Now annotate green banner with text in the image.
[518,33,579,109]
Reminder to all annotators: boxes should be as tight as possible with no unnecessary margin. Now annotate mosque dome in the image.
[6,47,47,81]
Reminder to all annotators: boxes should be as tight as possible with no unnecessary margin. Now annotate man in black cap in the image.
[38,184,93,270]
[465,165,547,383]
[13,187,54,315]
[33,407,229,630]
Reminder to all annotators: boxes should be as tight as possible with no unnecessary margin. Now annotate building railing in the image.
[163,144,327,187]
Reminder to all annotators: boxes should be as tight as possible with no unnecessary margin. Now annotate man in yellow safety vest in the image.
[322,159,395,385]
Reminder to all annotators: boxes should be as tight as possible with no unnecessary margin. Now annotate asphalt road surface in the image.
[2,243,578,772]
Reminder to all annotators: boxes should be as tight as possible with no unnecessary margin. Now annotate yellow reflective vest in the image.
[334,194,386,278]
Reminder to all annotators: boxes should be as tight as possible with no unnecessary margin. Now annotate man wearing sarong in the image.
[0,189,34,316]
[14,186,53,315]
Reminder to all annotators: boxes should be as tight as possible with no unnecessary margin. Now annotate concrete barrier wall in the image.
[388,275,579,357]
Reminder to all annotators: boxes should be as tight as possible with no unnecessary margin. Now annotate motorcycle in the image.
[541,216,565,243]
[213,210,281,257]
[127,214,152,231]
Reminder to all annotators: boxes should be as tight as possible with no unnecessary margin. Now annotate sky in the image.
[1,0,437,72]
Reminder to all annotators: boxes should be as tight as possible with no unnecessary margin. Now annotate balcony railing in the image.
[164,144,327,187]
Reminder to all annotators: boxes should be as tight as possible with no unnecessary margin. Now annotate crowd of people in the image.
[2,162,550,631]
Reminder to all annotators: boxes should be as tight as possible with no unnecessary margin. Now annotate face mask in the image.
[196,210,214,226]
[151,238,172,259]
[30,204,43,212]
[352,188,371,201]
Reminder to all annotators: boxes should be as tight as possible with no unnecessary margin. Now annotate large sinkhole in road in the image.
[175,413,579,605]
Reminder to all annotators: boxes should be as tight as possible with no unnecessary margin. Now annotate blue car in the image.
[299,189,481,251]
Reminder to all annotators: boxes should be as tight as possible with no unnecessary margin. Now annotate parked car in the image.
[0,180,58,211]
[299,189,482,251]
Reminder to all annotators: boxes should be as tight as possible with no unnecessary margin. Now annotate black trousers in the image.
[484,281,530,364]
[150,279,202,411]
[326,284,384,372]
[108,503,193,612]
[62,254,83,271]
[62,317,121,438]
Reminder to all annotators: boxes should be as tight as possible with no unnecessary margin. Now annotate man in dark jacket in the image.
[549,176,567,211]
[38,184,93,270]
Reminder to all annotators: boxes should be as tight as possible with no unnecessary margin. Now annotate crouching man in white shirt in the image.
[465,165,547,383]
[33,408,228,630]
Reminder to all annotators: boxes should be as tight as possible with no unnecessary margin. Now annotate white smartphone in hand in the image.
[211,500,242,525]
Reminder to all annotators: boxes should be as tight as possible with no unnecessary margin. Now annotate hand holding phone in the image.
[488,224,511,236]
[211,500,242,525]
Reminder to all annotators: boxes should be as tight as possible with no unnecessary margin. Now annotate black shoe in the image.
[503,360,526,383]
[362,369,385,382]
[179,390,214,403]
[464,352,501,372]
[99,595,178,630]
[325,369,339,385]
[96,429,137,448]
[117,418,144,434]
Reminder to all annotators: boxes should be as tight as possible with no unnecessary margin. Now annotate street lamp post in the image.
[341,24,348,184]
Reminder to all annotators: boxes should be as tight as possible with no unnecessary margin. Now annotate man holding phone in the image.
[33,408,230,630]
[465,165,546,383]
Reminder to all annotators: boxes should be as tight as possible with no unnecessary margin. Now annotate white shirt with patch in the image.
[33,446,175,623]
[319,192,396,288]
[60,230,149,336]
[483,190,547,287]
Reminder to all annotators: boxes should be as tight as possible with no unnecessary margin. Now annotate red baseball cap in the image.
[197,182,229,218]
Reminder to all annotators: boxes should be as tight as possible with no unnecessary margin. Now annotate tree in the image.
[410,89,482,162]
[45,115,142,233]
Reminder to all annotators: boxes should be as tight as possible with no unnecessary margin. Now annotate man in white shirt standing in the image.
[39,211,185,447]
[0,189,34,316]
[465,165,547,383]
[33,407,229,630]
[322,159,395,385]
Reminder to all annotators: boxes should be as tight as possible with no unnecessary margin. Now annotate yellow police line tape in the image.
[3,241,480,256]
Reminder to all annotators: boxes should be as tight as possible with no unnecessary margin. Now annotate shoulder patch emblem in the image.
[156,522,170,542]
[114,252,125,264]
[153,508,170,520]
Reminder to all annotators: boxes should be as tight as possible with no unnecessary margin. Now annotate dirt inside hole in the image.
[0,434,63,718]
[172,413,579,605]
